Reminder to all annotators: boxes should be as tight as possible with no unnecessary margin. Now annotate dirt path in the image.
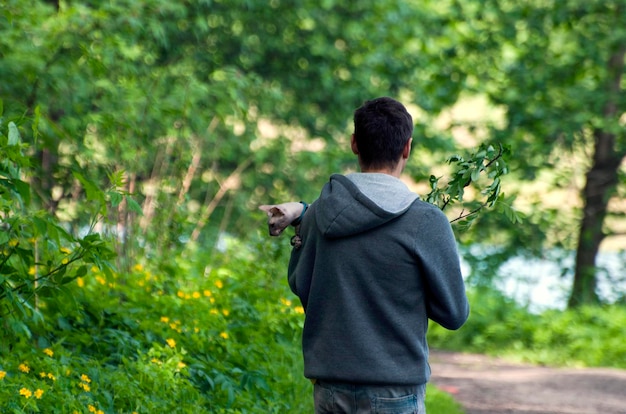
[428,350,626,414]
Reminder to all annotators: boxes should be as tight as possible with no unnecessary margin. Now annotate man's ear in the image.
[351,134,359,155]
[402,138,412,159]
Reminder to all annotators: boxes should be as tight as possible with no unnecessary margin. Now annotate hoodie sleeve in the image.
[416,207,469,330]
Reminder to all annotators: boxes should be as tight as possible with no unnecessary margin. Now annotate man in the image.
[260,97,469,413]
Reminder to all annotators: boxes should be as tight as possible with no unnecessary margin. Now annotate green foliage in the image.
[0,235,304,412]
[0,116,125,340]
[440,0,626,306]
[428,287,626,369]
[424,142,523,230]
[425,384,465,414]
[1,0,479,265]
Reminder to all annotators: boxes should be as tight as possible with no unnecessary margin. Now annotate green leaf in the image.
[76,264,88,277]
[57,316,72,331]
[108,170,126,188]
[33,216,48,236]
[496,197,525,224]
[46,221,60,246]
[470,168,481,183]
[126,196,143,215]
[13,179,31,207]
[108,191,123,207]
[7,122,20,146]
[73,171,105,203]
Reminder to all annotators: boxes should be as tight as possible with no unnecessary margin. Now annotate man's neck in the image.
[360,164,403,178]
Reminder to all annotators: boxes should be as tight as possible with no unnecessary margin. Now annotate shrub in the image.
[428,286,626,369]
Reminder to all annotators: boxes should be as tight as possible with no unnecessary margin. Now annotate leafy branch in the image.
[0,116,120,321]
[425,143,524,228]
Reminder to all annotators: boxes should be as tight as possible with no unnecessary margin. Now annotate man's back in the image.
[288,173,469,386]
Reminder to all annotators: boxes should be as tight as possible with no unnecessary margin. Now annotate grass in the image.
[427,384,465,413]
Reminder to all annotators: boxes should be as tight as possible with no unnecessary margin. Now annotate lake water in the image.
[469,251,626,312]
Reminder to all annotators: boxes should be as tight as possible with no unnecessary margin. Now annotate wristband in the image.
[291,201,308,226]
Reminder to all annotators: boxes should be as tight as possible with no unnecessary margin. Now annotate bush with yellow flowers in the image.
[0,227,311,412]
[0,110,308,412]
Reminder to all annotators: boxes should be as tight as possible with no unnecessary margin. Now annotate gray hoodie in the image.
[288,173,469,385]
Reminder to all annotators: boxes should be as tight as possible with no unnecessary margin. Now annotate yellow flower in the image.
[43,348,54,357]
[19,388,32,398]
[192,291,201,299]
[219,332,229,340]
[18,363,30,373]
[133,263,144,272]
[281,298,292,306]
[222,309,230,317]
[0,370,6,380]
[177,362,187,369]
[96,275,106,285]
[97,410,104,414]
[81,374,91,383]
[160,316,170,323]
[176,291,185,298]
[295,306,305,314]
[60,246,71,254]
[77,277,85,287]
[166,338,176,348]
[9,239,19,247]
[34,389,44,399]
[214,280,223,289]
[203,289,212,297]
[210,309,218,315]
[40,372,47,378]
[61,257,69,265]
[48,373,57,381]
[88,405,97,413]
[79,382,91,392]
[28,266,36,276]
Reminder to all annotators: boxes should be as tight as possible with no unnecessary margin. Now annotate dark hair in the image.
[353,97,413,170]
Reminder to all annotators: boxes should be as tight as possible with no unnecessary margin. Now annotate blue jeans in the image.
[313,380,426,414]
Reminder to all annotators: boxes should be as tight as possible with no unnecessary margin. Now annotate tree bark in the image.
[569,46,625,308]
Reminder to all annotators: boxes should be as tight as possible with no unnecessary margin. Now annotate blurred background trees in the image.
[2,0,625,310]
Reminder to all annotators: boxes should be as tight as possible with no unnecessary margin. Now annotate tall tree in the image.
[442,0,626,307]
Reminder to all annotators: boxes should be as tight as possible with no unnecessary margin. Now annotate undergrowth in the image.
[428,287,626,369]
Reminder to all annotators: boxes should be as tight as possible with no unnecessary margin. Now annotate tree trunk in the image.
[568,46,625,308]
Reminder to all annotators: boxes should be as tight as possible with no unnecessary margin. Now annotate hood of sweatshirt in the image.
[314,173,419,238]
